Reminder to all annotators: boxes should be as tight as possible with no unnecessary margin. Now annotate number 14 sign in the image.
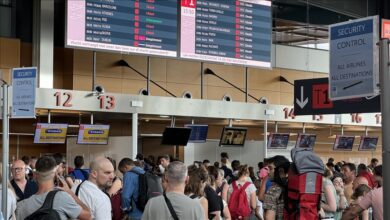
[294,78,380,116]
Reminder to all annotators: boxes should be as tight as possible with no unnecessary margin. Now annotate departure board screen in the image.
[180,0,272,68]
[66,0,178,57]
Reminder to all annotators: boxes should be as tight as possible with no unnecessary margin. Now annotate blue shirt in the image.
[265,179,273,192]
[70,168,89,181]
[122,166,145,219]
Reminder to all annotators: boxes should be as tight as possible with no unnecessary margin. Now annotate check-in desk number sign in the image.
[54,92,116,110]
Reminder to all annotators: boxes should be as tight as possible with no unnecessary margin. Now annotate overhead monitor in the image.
[184,124,208,143]
[219,127,247,146]
[333,135,355,151]
[161,127,192,146]
[295,133,317,149]
[77,124,110,145]
[267,133,290,149]
[34,123,68,144]
[358,136,378,151]
[66,0,178,57]
[180,0,272,68]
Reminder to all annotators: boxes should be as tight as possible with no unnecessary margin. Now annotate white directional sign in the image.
[329,16,379,100]
[12,67,37,118]
[296,86,308,109]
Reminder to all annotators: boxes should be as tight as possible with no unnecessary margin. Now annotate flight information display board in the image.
[180,0,272,68]
[66,0,178,57]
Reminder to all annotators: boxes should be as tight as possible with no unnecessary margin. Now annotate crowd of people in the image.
[0,152,383,220]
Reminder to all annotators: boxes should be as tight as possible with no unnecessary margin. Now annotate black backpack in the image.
[25,190,61,220]
[131,171,163,211]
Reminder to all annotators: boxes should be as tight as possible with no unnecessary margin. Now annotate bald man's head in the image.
[11,160,26,181]
[89,157,115,189]
[90,157,105,171]
[353,176,369,190]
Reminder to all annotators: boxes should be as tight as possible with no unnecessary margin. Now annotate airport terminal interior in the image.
[0,0,388,219]
[0,0,387,166]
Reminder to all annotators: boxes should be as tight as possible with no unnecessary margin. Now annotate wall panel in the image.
[248,68,280,92]
[122,55,148,80]
[0,38,20,68]
[247,89,280,104]
[166,59,200,84]
[150,57,167,82]
[280,69,314,93]
[73,50,93,76]
[73,75,92,90]
[166,83,202,99]
[96,52,122,78]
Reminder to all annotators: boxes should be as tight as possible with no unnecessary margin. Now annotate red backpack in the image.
[228,181,251,220]
[284,148,324,220]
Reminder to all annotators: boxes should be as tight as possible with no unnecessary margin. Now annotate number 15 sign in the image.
[294,78,380,116]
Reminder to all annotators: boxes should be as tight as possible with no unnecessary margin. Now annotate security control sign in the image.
[329,16,379,100]
[12,67,37,118]
[294,78,380,116]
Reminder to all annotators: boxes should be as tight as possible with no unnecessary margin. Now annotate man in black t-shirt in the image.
[10,160,38,202]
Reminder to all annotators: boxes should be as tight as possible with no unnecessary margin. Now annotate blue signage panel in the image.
[12,67,37,118]
[329,16,379,100]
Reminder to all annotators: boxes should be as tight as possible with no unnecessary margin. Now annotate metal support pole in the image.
[275,121,278,133]
[16,135,19,161]
[302,123,306,133]
[379,39,390,220]
[245,67,248,102]
[33,0,54,88]
[364,126,368,136]
[132,113,138,158]
[201,62,204,99]
[341,125,344,135]
[2,84,9,218]
[264,120,268,159]
[228,119,233,127]
[92,51,96,91]
[48,110,51,123]
[147,57,151,95]
[90,113,94,125]
[171,116,176,127]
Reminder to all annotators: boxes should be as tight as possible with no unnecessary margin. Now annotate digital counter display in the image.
[180,0,271,68]
[67,0,178,57]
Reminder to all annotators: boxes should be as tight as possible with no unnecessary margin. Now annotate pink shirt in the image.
[359,187,383,220]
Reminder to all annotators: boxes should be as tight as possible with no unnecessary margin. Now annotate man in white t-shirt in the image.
[72,157,114,220]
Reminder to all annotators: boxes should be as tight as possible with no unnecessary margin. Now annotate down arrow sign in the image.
[296,86,308,108]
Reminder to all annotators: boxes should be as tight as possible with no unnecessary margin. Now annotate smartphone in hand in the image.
[259,167,269,178]
[56,175,65,187]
